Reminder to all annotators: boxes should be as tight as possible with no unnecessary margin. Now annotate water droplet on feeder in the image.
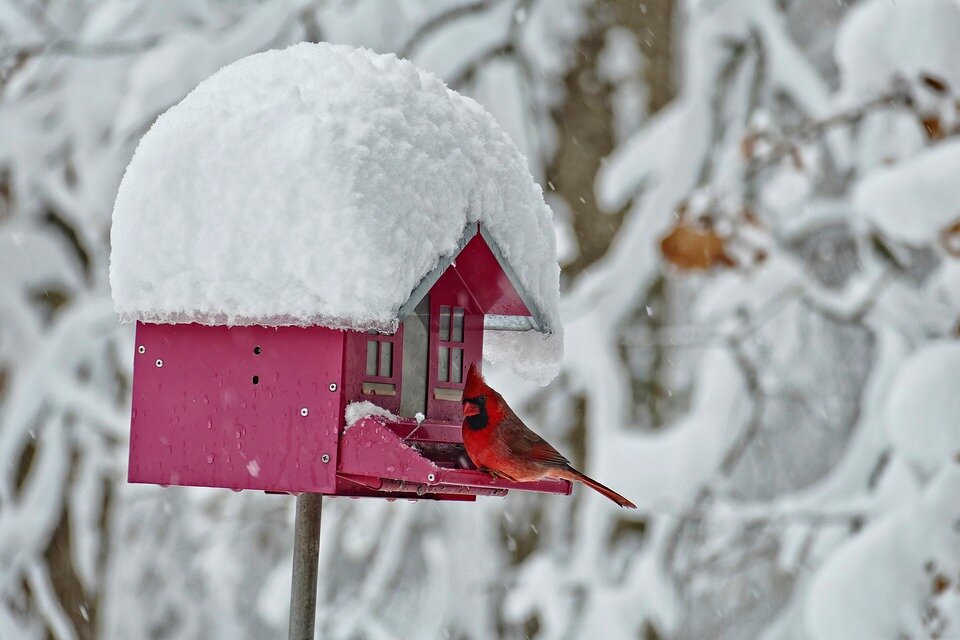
[387,466,395,472]
[206,454,215,464]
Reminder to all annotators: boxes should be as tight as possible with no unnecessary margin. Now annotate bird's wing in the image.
[499,413,570,467]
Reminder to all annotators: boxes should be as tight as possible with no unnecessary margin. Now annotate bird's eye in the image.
[478,395,485,404]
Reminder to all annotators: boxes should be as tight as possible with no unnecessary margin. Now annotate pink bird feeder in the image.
[127,227,570,501]
[111,43,569,638]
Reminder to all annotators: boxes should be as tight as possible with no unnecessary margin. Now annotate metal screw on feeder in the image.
[427,473,436,482]
[328,382,337,392]
[155,359,163,367]
[300,407,308,417]
[138,345,146,354]
[321,454,330,464]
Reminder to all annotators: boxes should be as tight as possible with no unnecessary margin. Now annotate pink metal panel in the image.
[338,416,438,484]
[128,322,343,493]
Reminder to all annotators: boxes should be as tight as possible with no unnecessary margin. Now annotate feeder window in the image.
[362,331,400,397]
[436,306,466,385]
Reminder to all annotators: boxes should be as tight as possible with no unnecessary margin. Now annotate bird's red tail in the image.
[561,468,637,509]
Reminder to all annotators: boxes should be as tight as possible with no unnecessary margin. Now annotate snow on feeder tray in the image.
[111,42,569,504]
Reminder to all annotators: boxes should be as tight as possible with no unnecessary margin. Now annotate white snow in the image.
[11,2,960,639]
[835,0,960,104]
[110,42,562,381]
[854,139,960,245]
[344,401,399,429]
[804,465,960,640]
[884,341,960,473]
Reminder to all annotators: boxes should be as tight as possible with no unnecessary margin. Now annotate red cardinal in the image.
[461,363,636,509]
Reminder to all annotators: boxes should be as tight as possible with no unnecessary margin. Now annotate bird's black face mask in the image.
[462,394,488,430]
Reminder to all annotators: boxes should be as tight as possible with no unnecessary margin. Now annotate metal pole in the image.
[289,493,322,640]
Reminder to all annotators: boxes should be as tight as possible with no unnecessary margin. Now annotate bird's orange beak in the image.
[463,402,480,417]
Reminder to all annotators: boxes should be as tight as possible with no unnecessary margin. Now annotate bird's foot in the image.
[481,467,517,483]
[479,467,499,481]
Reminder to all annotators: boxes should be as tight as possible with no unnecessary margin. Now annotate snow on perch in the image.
[345,401,398,429]
[111,42,562,381]
[113,43,569,501]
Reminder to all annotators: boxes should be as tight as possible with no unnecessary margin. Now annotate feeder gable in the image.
[397,224,549,333]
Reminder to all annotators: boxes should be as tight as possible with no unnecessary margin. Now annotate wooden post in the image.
[288,493,322,640]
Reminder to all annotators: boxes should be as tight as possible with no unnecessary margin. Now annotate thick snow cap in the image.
[110,42,562,382]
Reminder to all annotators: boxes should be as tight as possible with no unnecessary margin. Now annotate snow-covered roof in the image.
[110,42,562,381]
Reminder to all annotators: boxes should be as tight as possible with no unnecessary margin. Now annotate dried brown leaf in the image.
[938,218,960,257]
[922,115,946,141]
[921,73,949,94]
[659,222,733,270]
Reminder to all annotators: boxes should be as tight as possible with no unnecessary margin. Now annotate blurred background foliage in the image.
[2,1,960,639]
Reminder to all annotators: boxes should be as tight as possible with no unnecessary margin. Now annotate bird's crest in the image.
[464,362,488,398]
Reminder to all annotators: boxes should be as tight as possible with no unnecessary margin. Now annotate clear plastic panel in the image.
[366,340,378,377]
[451,348,463,383]
[439,306,451,341]
[379,341,392,377]
[438,346,449,382]
[452,307,464,342]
